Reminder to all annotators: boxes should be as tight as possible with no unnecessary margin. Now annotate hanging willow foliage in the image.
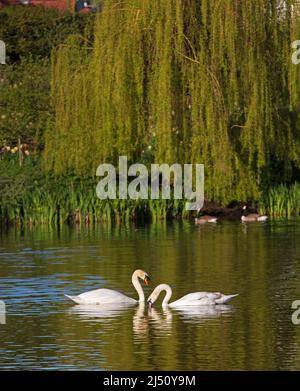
[44,0,300,204]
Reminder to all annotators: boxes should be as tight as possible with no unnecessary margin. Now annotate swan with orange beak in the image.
[65,269,150,305]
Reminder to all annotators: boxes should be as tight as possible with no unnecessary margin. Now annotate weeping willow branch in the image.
[44,0,300,204]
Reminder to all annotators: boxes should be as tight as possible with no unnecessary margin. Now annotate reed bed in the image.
[1,157,300,224]
[2,181,300,225]
[260,183,300,217]
[0,178,187,225]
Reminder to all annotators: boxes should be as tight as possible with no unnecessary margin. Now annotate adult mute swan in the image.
[65,269,150,305]
[147,284,238,307]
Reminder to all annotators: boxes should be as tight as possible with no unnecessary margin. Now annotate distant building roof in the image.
[0,0,97,13]
[0,0,23,7]
[29,0,74,11]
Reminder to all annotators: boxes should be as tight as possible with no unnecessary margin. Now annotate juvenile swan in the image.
[65,269,150,305]
[147,284,238,307]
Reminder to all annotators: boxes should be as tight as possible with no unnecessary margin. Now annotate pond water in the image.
[1,220,300,370]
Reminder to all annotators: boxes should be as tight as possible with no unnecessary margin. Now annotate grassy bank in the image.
[260,183,300,218]
[0,158,188,225]
[1,158,300,226]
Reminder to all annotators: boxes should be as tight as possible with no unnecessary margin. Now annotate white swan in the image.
[65,269,150,305]
[147,284,238,307]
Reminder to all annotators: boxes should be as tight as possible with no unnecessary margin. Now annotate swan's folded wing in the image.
[181,292,208,301]
[171,292,209,305]
[77,288,135,304]
[171,292,222,306]
[181,292,219,301]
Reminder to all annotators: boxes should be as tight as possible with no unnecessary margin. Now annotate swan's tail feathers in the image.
[216,294,239,304]
[257,215,268,221]
[65,294,81,304]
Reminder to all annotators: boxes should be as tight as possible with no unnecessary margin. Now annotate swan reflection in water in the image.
[68,302,233,331]
[67,303,135,322]
[133,303,173,340]
[174,304,233,322]
[133,304,233,339]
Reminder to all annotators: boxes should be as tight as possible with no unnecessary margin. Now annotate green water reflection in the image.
[0,220,300,370]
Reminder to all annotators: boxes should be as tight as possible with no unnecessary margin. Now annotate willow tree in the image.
[44,0,300,204]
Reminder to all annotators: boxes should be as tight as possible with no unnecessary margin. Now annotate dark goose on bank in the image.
[241,205,268,222]
[195,215,218,224]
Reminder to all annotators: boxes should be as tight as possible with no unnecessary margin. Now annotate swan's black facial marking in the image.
[144,275,150,285]
[147,298,153,307]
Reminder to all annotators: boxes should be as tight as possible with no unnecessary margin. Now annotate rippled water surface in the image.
[1,220,300,370]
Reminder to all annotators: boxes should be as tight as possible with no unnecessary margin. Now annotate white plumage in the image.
[147,284,238,307]
[65,269,150,305]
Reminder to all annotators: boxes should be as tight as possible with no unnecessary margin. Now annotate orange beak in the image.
[144,276,150,285]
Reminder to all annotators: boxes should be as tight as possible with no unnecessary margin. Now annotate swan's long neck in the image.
[162,285,172,306]
[153,284,172,306]
[132,272,144,302]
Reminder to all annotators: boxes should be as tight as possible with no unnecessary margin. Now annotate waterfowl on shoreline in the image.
[65,269,150,305]
[195,215,218,224]
[147,284,238,307]
[241,205,268,222]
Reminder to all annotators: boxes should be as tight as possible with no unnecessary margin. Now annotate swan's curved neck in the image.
[132,272,144,302]
[162,285,172,306]
[152,284,172,306]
